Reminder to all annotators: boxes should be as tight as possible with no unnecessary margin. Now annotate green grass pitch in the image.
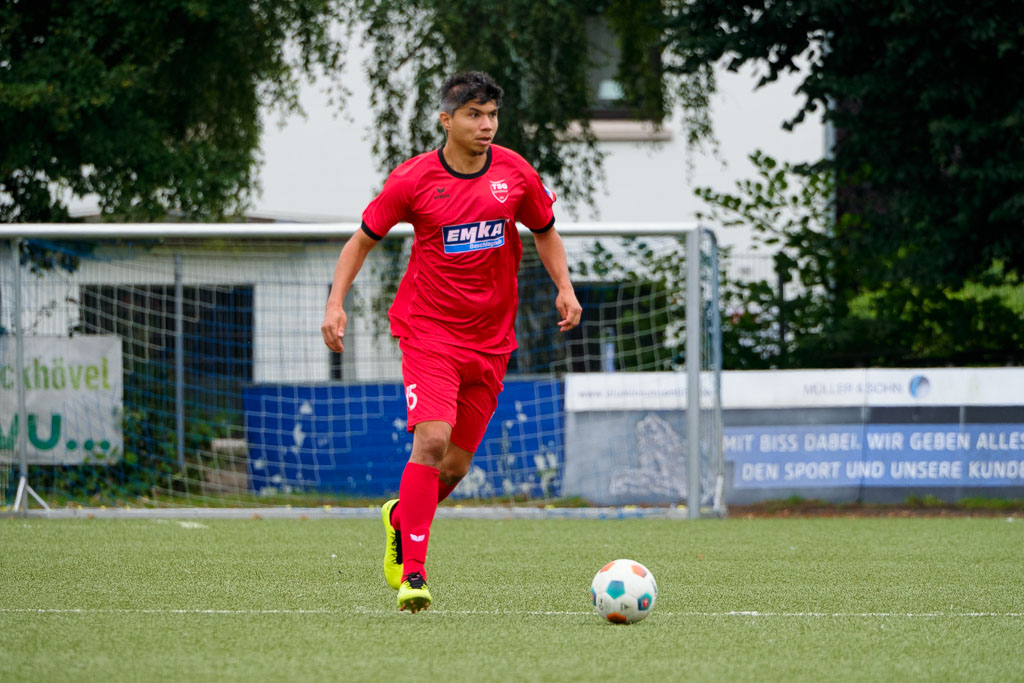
[2,516,1022,681]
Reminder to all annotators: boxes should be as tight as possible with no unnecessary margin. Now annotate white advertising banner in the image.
[1,336,123,464]
[564,372,686,412]
[721,367,1024,408]
[566,367,1024,412]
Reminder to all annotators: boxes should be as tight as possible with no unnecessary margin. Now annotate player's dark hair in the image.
[439,71,503,115]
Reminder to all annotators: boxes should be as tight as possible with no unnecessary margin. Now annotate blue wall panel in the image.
[244,380,563,498]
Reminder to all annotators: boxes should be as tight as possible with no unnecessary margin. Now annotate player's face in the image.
[443,99,499,156]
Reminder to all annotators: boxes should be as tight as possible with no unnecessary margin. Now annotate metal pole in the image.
[174,253,185,471]
[10,239,48,512]
[12,239,28,481]
[706,228,726,516]
[686,229,701,519]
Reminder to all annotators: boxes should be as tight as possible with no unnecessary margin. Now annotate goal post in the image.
[0,224,723,515]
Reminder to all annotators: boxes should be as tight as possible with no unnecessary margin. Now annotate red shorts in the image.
[399,337,510,453]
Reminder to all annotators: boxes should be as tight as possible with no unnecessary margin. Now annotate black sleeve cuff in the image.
[530,217,555,234]
[360,220,383,241]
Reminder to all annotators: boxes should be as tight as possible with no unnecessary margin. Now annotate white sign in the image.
[1,336,123,464]
[565,373,686,411]
[722,368,1024,408]
[566,368,1024,412]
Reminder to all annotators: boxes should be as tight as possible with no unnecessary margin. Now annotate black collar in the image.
[437,146,492,179]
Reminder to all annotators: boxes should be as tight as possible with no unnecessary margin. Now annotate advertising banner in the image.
[727,424,1024,489]
[566,368,1024,410]
[565,369,1024,504]
[0,336,123,464]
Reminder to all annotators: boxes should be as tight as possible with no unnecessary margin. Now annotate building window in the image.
[586,15,632,120]
[584,14,672,142]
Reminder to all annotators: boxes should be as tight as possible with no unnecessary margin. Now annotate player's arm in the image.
[531,228,582,332]
[321,229,379,353]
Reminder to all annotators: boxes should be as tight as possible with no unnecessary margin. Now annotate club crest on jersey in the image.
[442,219,506,254]
[489,179,510,203]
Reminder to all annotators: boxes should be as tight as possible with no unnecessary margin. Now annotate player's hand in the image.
[555,288,582,332]
[321,303,348,353]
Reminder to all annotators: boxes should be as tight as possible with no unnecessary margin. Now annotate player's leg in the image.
[400,418,451,579]
[389,346,506,526]
[396,419,450,612]
[392,339,460,611]
[383,448,463,584]
[395,353,503,611]
[385,436,469,585]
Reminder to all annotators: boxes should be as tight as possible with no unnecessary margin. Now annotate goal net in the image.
[0,225,722,514]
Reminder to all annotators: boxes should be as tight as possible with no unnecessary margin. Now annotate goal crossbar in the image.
[1,222,700,239]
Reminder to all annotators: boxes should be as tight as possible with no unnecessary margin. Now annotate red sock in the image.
[437,479,458,504]
[398,462,439,580]
[390,478,459,530]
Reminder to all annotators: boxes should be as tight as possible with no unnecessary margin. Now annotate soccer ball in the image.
[590,559,657,624]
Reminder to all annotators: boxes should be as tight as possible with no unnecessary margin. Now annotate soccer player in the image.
[321,71,582,613]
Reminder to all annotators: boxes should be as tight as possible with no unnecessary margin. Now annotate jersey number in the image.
[406,384,418,410]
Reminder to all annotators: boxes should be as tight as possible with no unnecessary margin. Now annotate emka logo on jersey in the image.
[490,179,510,203]
[442,219,506,254]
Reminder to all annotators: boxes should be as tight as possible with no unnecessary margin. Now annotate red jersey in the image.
[360,144,556,353]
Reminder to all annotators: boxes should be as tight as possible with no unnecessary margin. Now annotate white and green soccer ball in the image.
[590,558,657,624]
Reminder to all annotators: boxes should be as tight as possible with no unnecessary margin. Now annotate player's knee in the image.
[412,428,449,466]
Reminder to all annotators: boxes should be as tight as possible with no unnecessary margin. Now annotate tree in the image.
[1,0,348,222]
[695,153,838,369]
[698,152,1024,368]
[665,0,1024,365]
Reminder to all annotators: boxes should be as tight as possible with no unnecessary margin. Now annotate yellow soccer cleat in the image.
[397,572,431,613]
[381,499,403,590]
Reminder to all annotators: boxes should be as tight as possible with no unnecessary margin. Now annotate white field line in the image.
[2,607,1022,618]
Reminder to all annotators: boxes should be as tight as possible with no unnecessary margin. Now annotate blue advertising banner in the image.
[243,380,563,498]
[727,424,1024,489]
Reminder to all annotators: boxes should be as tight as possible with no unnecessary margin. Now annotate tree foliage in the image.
[666,0,1024,365]
[0,0,347,222]
[698,153,1024,368]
